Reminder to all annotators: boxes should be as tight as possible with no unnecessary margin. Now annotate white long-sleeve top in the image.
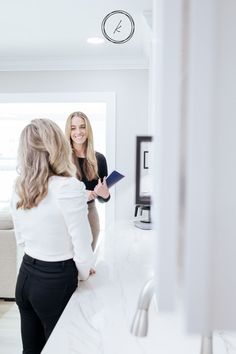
[10,176,94,280]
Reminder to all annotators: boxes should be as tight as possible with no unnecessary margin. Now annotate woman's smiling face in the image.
[70,116,88,146]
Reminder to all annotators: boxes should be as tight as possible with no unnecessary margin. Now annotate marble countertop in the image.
[42,223,236,354]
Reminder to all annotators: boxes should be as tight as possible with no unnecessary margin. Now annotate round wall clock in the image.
[101,10,135,44]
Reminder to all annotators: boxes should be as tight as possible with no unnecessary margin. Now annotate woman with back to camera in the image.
[65,111,110,251]
[11,118,95,354]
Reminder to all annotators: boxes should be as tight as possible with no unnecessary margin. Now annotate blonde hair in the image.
[16,118,76,209]
[65,111,98,180]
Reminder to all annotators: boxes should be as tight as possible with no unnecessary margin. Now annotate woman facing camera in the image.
[11,118,95,354]
[65,111,110,251]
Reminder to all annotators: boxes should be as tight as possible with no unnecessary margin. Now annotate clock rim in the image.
[101,10,135,44]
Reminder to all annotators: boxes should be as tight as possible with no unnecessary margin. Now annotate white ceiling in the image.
[0,0,152,71]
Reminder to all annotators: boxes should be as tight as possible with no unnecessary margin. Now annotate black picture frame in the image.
[135,136,152,205]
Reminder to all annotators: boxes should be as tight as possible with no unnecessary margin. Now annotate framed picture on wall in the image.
[135,136,152,205]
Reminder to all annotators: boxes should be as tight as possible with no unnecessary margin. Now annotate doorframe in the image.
[0,91,116,228]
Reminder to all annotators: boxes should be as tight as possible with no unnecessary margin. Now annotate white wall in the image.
[0,69,149,223]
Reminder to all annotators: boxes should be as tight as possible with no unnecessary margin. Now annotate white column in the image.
[185,0,236,332]
[152,0,183,311]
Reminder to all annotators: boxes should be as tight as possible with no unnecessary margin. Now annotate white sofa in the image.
[0,204,18,300]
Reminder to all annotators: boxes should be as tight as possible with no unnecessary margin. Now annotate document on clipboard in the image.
[106,170,125,188]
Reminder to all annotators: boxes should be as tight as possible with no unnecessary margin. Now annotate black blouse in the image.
[77,152,110,203]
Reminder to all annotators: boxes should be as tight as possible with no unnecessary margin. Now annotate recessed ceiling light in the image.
[87,37,104,44]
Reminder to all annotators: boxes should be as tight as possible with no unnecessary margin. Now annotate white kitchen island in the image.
[41,223,231,354]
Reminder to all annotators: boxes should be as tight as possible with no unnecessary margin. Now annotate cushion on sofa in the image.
[0,205,14,230]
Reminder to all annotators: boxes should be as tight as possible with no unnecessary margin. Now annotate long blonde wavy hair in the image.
[16,118,76,209]
[65,111,98,181]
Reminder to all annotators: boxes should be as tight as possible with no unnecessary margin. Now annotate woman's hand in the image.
[80,268,96,281]
[94,177,110,199]
[86,190,97,201]
[89,268,96,276]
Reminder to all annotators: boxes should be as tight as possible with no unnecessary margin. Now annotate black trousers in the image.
[16,254,78,354]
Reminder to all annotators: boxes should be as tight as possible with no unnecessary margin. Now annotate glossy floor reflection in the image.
[0,301,21,354]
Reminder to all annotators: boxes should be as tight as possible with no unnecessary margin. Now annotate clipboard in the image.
[106,170,125,188]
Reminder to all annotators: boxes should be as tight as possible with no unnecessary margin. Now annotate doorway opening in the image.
[0,92,116,229]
